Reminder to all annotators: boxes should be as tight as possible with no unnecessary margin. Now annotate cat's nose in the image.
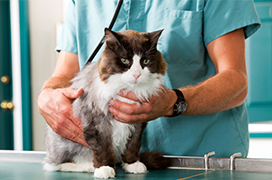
[133,72,141,79]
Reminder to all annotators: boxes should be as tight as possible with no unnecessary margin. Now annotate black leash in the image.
[84,0,124,66]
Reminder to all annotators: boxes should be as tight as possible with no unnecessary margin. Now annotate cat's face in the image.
[97,29,167,87]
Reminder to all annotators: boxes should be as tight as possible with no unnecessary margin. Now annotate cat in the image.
[43,28,168,179]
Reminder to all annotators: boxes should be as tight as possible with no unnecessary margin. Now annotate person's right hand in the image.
[37,87,90,148]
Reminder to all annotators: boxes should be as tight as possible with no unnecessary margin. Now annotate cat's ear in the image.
[104,28,121,43]
[104,28,125,51]
[149,29,163,49]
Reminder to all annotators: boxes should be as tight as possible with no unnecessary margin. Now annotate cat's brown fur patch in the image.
[139,151,169,170]
[83,112,116,168]
[121,123,147,164]
[92,146,116,168]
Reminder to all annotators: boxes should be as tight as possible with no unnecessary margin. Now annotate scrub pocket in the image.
[147,10,206,87]
[158,10,204,64]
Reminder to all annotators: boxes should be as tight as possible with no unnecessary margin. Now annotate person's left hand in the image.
[108,86,177,123]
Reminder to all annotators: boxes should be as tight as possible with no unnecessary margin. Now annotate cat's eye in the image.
[143,59,150,65]
[121,58,130,65]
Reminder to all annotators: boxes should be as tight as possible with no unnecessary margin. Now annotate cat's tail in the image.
[139,151,169,170]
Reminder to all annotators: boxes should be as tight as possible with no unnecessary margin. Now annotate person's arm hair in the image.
[181,28,247,115]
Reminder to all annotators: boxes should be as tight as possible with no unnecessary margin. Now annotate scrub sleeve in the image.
[56,0,78,55]
[203,0,261,45]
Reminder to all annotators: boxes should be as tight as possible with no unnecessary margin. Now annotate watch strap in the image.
[169,89,186,117]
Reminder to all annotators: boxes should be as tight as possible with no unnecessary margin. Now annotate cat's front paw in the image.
[123,161,147,174]
[94,166,115,179]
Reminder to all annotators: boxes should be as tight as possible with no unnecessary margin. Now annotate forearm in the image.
[41,76,72,91]
[180,69,248,115]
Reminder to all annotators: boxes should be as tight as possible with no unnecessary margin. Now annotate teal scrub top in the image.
[56,0,261,158]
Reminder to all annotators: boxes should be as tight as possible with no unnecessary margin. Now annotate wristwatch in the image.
[169,89,187,117]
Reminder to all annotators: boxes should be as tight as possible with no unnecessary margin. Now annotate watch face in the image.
[177,101,187,114]
[170,89,187,117]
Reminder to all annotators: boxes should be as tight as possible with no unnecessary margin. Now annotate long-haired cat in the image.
[44,28,168,179]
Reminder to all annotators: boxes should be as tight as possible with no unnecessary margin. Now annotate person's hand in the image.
[108,86,177,123]
[37,87,90,148]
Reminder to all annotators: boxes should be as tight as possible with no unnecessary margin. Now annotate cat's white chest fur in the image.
[110,119,135,163]
[108,94,140,163]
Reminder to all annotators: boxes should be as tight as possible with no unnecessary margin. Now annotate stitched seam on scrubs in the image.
[230,108,247,153]
[56,46,78,55]
[165,10,203,19]
[204,20,261,47]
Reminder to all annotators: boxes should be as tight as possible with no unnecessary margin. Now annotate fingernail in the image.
[109,100,114,105]
[117,91,123,96]
[76,88,83,93]
[118,89,126,96]
[109,106,113,113]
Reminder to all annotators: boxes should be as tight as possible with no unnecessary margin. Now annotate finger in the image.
[61,88,83,128]
[109,105,147,123]
[118,90,140,102]
[113,114,146,124]
[76,88,84,96]
[52,113,82,136]
[109,105,130,122]
[109,99,148,115]
[59,118,91,148]
[58,101,82,127]
[50,113,90,147]
[70,115,83,128]
[54,91,83,128]
[55,101,82,128]
[62,88,84,100]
